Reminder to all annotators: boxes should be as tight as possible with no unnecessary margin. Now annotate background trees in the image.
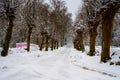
[112,12,120,46]
[49,0,72,47]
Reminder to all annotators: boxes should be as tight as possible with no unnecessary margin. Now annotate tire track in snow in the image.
[72,63,120,78]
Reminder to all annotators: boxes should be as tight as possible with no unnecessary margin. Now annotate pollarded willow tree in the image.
[74,10,85,52]
[84,0,102,56]
[100,0,120,62]
[22,0,38,52]
[0,0,24,56]
[73,28,85,52]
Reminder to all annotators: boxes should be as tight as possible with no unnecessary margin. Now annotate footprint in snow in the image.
[2,66,8,69]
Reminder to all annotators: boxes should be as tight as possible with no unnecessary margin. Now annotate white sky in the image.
[45,0,83,20]
[65,0,83,20]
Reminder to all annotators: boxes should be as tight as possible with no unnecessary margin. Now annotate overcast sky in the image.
[65,0,83,20]
[45,0,83,20]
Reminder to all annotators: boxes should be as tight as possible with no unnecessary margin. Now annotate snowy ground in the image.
[0,46,120,80]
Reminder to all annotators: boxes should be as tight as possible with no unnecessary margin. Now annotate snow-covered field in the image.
[0,46,120,80]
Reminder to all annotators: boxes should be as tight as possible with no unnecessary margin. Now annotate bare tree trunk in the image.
[101,16,114,62]
[36,37,39,45]
[54,40,58,49]
[26,26,32,52]
[60,35,65,47]
[40,36,44,51]
[53,40,56,49]
[74,29,85,52]
[54,41,57,49]
[89,27,97,56]
[45,35,49,51]
[60,39,64,47]
[51,39,54,51]
[1,18,14,56]
[35,34,39,45]
[79,32,85,52]
[56,40,59,49]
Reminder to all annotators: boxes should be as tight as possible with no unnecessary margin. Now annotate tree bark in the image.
[1,18,14,56]
[79,32,85,52]
[51,39,54,51]
[56,41,59,49]
[45,35,49,51]
[40,36,44,51]
[53,40,56,49]
[26,26,32,52]
[88,27,97,56]
[74,30,85,52]
[101,16,114,62]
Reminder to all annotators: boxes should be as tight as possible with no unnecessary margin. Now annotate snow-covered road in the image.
[0,47,120,80]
